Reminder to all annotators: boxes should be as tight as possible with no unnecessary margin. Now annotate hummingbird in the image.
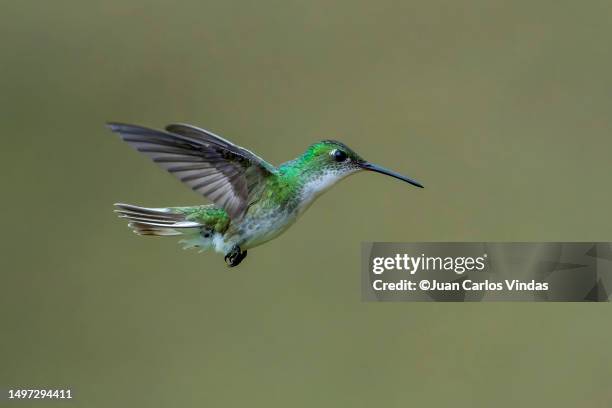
[108,122,423,267]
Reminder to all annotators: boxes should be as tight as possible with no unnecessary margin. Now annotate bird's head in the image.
[293,140,423,198]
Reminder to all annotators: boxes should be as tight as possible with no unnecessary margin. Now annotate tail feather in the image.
[115,210,178,223]
[127,222,183,236]
[114,203,202,236]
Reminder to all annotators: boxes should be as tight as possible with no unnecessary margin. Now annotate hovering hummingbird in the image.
[108,123,423,267]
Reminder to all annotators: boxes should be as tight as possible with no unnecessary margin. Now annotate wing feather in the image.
[107,122,275,220]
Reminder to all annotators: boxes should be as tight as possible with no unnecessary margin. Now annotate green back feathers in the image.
[176,205,230,233]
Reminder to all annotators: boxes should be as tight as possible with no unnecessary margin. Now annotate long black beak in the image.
[360,162,424,188]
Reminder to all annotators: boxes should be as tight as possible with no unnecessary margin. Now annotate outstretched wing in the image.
[107,122,276,220]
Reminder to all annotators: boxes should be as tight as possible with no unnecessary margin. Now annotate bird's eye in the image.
[332,149,348,162]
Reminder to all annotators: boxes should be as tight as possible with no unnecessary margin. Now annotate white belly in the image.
[236,209,298,250]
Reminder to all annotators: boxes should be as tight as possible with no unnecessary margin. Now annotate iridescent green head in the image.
[300,140,365,173]
[297,139,424,189]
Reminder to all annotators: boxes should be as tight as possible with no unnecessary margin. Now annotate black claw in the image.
[224,245,247,267]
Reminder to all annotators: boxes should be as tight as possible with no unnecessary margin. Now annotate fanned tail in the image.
[114,203,201,236]
[114,203,227,252]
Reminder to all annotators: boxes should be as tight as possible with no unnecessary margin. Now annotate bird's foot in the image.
[224,245,247,267]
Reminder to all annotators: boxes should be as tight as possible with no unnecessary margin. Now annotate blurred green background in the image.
[2,0,612,406]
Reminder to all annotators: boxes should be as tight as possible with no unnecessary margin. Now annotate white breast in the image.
[301,172,343,199]
[297,171,346,214]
